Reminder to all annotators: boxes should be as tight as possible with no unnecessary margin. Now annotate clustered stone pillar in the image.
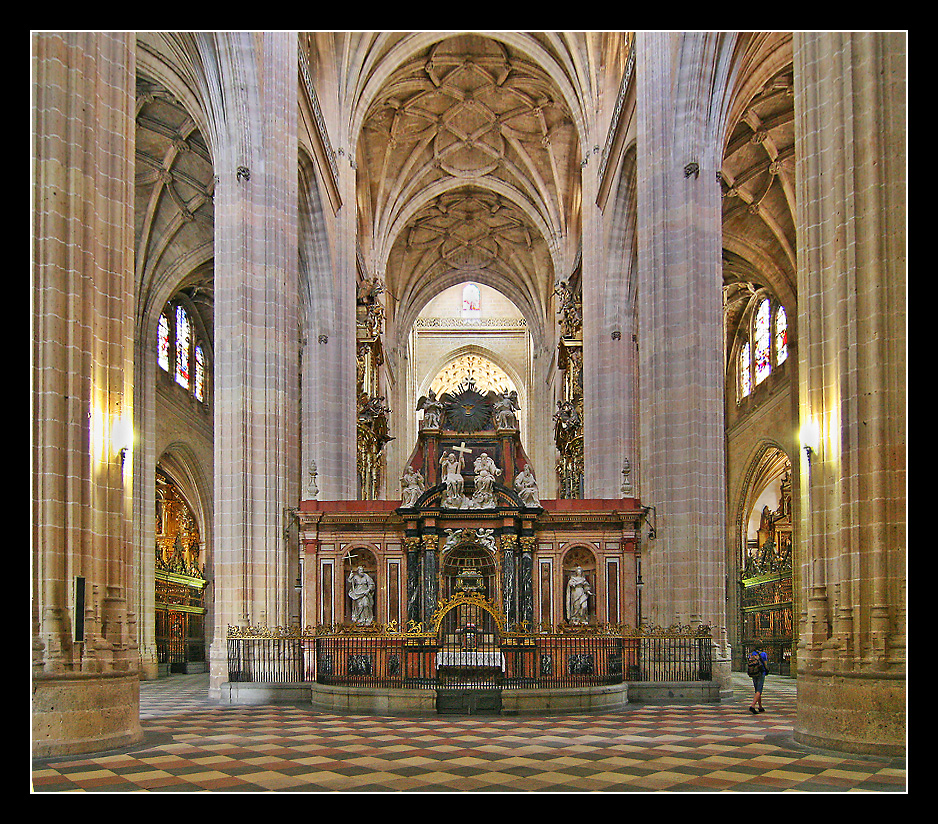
[206,32,300,697]
[633,32,733,691]
[32,32,144,756]
[792,31,906,756]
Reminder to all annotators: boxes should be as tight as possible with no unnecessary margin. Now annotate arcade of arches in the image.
[32,31,906,759]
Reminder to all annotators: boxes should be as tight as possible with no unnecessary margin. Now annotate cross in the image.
[343,548,358,566]
[453,442,472,464]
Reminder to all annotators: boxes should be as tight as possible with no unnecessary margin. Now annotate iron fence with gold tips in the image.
[226,594,713,688]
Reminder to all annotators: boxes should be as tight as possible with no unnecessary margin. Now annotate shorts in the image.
[751,672,766,692]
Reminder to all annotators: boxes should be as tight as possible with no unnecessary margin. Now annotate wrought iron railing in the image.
[226,618,714,689]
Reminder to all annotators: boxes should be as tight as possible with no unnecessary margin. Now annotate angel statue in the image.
[493,389,520,430]
[356,276,384,306]
[416,389,444,430]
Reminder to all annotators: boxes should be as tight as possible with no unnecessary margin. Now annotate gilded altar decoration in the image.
[553,278,582,340]
[555,331,583,498]
[155,471,204,580]
[740,467,794,672]
[356,273,389,500]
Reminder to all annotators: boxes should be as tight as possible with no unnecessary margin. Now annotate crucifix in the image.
[453,442,472,464]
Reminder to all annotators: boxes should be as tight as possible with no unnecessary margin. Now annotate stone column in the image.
[792,31,906,756]
[634,33,734,687]
[32,31,144,756]
[204,32,300,696]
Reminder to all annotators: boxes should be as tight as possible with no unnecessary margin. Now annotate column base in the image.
[794,669,906,757]
[32,670,143,758]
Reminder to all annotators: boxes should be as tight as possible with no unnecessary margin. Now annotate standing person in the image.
[746,644,769,713]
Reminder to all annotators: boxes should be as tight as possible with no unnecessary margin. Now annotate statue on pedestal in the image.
[417,389,444,430]
[514,463,540,507]
[471,452,501,508]
[348,566,376,625]
[400,465,425,508]
[440,450,467,508]
[493,390,520,430]
[565,566,592,625]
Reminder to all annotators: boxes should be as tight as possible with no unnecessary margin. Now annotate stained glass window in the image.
[158,313,170,371]
[754,298,771,384]
[194,344,205,402]
[739,341,752,398]
[462,283,481,316]
[175,305,190,389]
[775,305,788,366]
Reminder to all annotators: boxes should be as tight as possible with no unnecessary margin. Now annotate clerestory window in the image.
[736,292,790,403]
[158,298,210,405]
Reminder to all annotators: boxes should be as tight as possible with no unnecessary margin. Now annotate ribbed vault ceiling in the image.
[135,77,215,341]
[720,64,796,342]
[354,33,582,338]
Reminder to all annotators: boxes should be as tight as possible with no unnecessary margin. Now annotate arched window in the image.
[194,345,205,402]
[157,297,209,405]
[175,305,191,389]
[735,291,791,404]
[754,298,771,384]
[157,312,171,372]
[462,283,481,317]
[739,341,752,399]
[775,305,788,366]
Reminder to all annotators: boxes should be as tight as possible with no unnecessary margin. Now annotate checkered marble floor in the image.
[32,673,905,793]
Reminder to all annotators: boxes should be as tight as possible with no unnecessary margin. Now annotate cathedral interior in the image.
[31,31,906,776]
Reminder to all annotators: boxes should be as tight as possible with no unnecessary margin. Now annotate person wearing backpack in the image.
[746,645,769,714]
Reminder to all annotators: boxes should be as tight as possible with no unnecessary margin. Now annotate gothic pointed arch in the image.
[155,442,214,673]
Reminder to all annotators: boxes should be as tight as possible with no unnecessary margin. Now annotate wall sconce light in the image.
[800,418,820,463]
[110,415,133,469]
[642,505,657,539]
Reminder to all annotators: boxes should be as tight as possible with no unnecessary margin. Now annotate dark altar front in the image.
[297,382,644,635]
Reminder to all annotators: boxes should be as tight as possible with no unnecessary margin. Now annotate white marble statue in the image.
[348,566,376,625]
[307,459,319,499]
[400,465,425,507]
[565,566,592,625]
[440,450,467,507]
[514,463,540,507]
[493,390,519,429]
[471,452,501,508]
[417,389,444,430]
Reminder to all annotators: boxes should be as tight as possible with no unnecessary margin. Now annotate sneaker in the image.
[757,706,765,713]
[749,706,758,714]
